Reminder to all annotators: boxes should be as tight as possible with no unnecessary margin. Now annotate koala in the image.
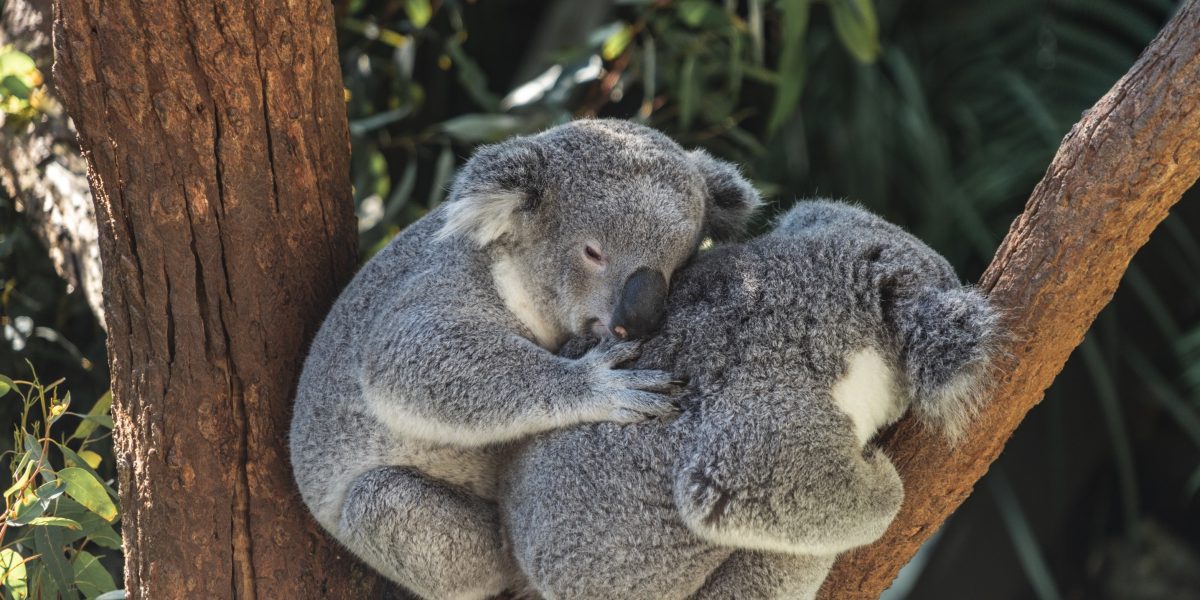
[503,200,999,600]
[288,119,761,600]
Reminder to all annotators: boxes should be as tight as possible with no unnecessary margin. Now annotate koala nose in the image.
[611,267,668,340]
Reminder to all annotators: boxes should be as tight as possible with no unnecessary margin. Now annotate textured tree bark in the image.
[820,1,1200,598]
[0,0,102,326]
[52,0,389,598]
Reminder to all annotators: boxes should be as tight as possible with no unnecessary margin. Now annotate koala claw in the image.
[608,389,682,423]
[585,339,644,368]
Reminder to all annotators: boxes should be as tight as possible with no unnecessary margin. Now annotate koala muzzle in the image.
[611,267,668,340]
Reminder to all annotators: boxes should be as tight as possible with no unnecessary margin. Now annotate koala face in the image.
[439,119,761,340]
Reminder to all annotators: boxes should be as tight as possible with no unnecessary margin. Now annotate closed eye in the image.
[584,244,606,266]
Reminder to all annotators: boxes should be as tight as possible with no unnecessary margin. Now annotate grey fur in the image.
[503,200,999,600]
[289,119,761,599]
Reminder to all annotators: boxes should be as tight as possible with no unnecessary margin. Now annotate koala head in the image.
[438,119,761,341]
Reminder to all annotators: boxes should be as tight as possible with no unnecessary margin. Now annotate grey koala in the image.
[503,200,999,600]
[288,119,761,600]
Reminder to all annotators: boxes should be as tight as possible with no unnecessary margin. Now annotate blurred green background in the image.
[3,0,1200,598]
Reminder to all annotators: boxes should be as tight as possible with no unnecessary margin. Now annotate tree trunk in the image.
[820,1,1200,597]
[52,1,389,598]
[1,0,103,326]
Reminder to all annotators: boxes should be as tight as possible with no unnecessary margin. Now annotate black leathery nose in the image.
[611,267,668,340]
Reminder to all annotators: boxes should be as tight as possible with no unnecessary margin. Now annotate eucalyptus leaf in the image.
[677,0,711,28]
[72,551,117,600]
[76,450,102,470]
[349,107,413,138]
[678,54,699,128]
[403,0,433,28]
[4,458,36,499]
[601,24,635,61]
[829,0,880,63]
[58,468,118,523]
[0,51,36,78]
[426,145,456,209]
[0,548,27,600]
[33,526,77,600]
[26,516,81,530]
[58,444,118,502]
[445,41,499,112]
[767,0,810,134]
[440,114,532,144]
[1,75,31,101]
[54,498,122,549]
[70,391,112,442]
[10,481,66,526]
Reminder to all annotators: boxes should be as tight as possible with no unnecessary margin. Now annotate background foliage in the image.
[2,0,1199,597]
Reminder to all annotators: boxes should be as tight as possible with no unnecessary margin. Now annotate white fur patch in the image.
[831,347,902,445]
[435,191,524,246]
[492,257,560,350]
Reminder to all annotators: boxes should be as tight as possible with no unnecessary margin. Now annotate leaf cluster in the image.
[0,371,120,600]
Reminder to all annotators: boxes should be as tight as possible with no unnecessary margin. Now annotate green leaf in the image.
[677,0,711,27]
[440,114,533,144]
[76,450,102,470]
[71,552,116,600]
[767,0,810,134]
[93,591,126,600]
[33,526,76,600]
[444,40,499,112]
[22,434,41,463]
[0,374,12,398]
[57,445,118,502]
[0,548,28,600]
[829,0,880,63]
[57,469,118,523]
[54,499,121,550]
[0,51,36,79]
[10,481,66,526]
[4,458,36,499]
[404,0,433,28]
[426,145,456,209]
[348,107,413,138]
[601,24,635,61]
[678,53,699,128]
[1,75,32,101]
[70,391,112,441]
[26,517,81,530]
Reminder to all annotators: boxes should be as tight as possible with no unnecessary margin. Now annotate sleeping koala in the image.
[503,200,998,600]
[288,119,761,600]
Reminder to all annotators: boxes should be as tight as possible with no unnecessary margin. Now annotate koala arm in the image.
[359,306,676,447]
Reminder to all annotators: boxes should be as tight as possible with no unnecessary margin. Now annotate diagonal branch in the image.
[820,1,1200,597]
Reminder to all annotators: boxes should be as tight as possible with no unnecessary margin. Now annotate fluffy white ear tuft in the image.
[435,191,527,247]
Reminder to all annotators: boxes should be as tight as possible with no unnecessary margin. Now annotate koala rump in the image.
[503,201,998,600]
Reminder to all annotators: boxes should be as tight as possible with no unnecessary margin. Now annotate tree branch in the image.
[820,2,1200,597]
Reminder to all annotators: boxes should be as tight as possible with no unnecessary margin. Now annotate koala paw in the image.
[580,340,682,423]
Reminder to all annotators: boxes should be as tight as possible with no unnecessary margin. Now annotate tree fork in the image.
[820,1,1200,597]
[52,0,388,597]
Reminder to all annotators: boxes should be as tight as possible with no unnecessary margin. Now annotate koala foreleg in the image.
[338,466,520,600]
[690,551,836,600]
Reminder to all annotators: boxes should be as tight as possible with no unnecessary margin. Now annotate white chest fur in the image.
[831,347,903,445]
[491,257,560,350]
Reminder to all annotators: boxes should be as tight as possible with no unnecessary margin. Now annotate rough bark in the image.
[1,0,102,326]
[52,0,388,598]
[820,2,1200,598]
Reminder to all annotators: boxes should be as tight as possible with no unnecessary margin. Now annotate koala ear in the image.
[437,141,545,247]
[690,149,763,242]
